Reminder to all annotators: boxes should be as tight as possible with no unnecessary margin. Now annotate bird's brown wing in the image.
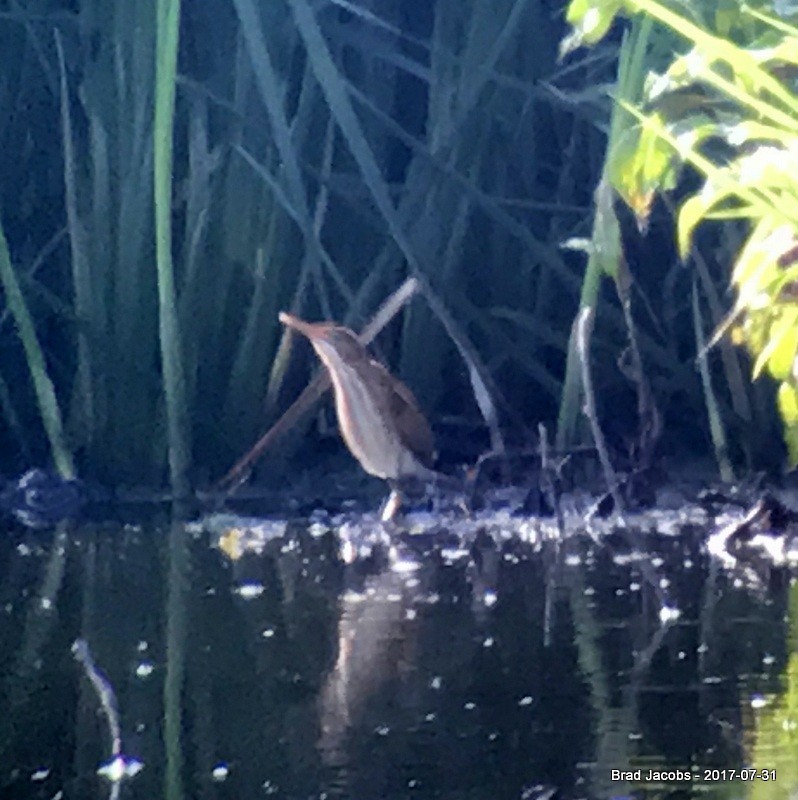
[370,359,436,469]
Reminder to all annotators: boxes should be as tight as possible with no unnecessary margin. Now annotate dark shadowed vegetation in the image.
[0,0,795,496]
[4,6,798,799]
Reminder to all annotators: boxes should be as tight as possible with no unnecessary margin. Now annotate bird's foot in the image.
[380,488,404,522]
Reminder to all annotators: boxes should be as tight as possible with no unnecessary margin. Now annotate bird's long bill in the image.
[279,311,318,340]
[279,311,342,372]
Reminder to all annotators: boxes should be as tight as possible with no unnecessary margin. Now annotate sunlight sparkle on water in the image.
[97,755,144,783]
[235,582,265,599]
[750,694,768,710]
[392,556,421,574]
[135,662,154,678]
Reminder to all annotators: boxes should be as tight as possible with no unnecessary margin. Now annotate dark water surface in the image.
[1,505,796,800]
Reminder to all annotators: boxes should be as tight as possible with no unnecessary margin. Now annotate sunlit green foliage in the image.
[565,0,798,466]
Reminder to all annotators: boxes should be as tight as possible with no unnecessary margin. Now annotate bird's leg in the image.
[380,480,404,522]
[428,469,471,516]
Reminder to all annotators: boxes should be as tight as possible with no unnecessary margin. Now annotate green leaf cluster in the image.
[565,0,798,465]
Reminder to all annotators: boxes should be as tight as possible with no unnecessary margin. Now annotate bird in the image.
[279,311,446,520]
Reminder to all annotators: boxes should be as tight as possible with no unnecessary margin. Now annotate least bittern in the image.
[279,312,442,520]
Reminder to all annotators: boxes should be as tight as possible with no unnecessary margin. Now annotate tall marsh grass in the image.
[0,0,772,491]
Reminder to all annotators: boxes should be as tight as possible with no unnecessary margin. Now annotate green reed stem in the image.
[0,220,75,479]
[155,0,191,499]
